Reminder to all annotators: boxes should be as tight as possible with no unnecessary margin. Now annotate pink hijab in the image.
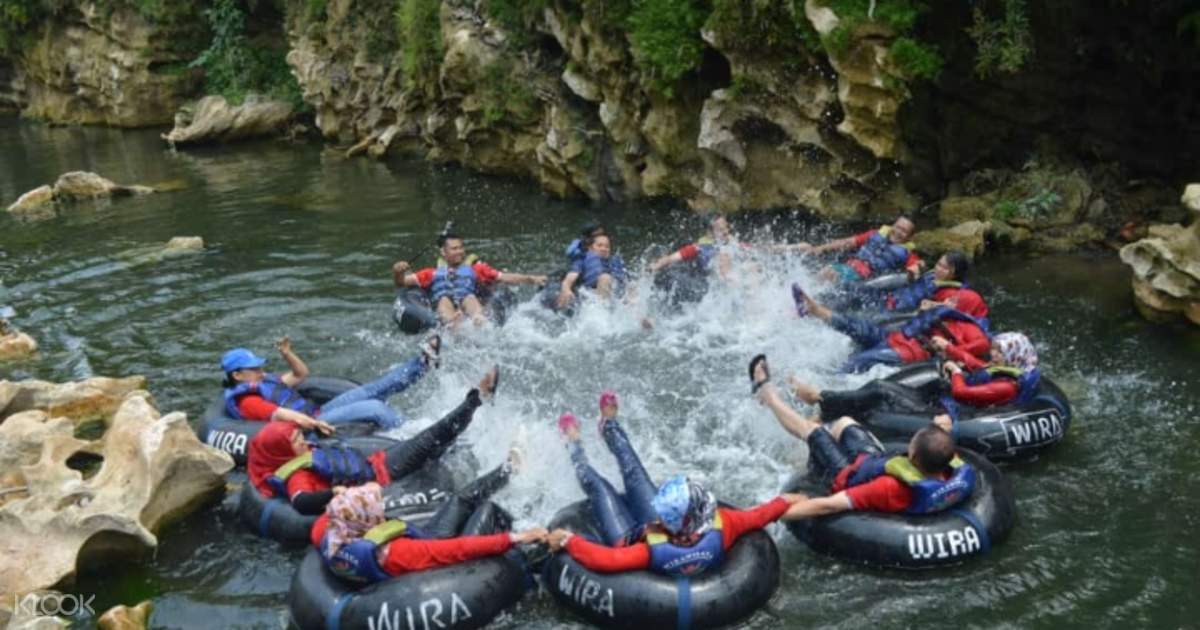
[323,483,387,557]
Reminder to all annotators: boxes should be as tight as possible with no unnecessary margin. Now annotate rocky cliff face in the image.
[7,2,203,127]
[3,0,1197,233]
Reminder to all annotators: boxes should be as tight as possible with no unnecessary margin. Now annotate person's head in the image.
[580,221,606,241]
[650,475,717,545]
[889,216,915,243]
[907,425,956,476]
[221,348,267,387]
[247,420,310,495]
[934,252,970,282]
[438,233,467,266]
[991,332,1038,371]
[588,234,612,258]
[707,214,731,242]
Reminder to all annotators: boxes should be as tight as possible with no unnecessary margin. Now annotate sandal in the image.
[749,354,770,394]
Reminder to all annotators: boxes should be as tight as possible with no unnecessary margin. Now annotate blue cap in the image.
[651,475,691,534]
[221,348,267,373]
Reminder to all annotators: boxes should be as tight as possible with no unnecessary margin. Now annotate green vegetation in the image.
[478,59,539,125]
[967,0,1033,77]
[304,0,327,21]
[395,0,441,98]
[0,0,47,54]
[189,0,302,106]
[483,0,548,48]
[993,189,1060,221]
[820,0,942,81]
[626,0,708,96]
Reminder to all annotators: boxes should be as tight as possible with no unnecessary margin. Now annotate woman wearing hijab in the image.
[247,366,501,515]
[543,391,797,576]
[311,464,546,583]
[793,282,993,373]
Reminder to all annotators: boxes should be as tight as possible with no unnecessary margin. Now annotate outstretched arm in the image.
[496,271,548,285]
[392,261,421,288]
[649,251,684,273]
[556,271,581,308]
[277,337,309,386]
[781,492,852,520]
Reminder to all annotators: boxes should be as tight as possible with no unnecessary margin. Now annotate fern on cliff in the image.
[189,0,302,106]
[626,0,709,96]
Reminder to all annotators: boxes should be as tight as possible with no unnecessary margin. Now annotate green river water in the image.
[1,118,1198,629]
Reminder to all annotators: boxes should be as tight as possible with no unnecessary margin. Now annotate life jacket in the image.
[889,275,964,312]
[579,252,627,288]
[429,255,479,304]
[223,374,317,420]
[899,305,990,344]
[320,519,409,584]
[265,446,376,498]
[852,227,913,276]
[966,366,1042,405]
[847,454,976,514]
[565,239,586,263]
[693,235,717,270]
[645,513,725,576]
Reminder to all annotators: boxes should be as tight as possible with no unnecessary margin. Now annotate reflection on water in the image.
[1,118,1198,629]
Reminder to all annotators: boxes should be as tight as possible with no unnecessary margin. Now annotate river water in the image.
[1,118,1197,629]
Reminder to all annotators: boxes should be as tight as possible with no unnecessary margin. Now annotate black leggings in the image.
[421,462,512,539]
[819,380,931,422]
[292,389,483,515]
[383,389,482,478]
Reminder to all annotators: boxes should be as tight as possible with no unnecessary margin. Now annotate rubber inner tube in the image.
[393,286,517,334]
[869,360,1073,460]
[199,376,378,466]
[288,502,532,630]
[783,448,1016,569]
[236,447,457,548]
[541,499,780,629]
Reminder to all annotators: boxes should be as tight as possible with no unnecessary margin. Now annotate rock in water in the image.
[1120,185,1200,326]
[98,601,153,630]
[0,387,233,606]
[0,331,38,362]
[52,172,155,200]
[5,186,53,215]
[162,95,294,147]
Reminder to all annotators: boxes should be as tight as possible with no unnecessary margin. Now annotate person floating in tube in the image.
[543,390,800,575]
[310,466,547,583]
[649,213,748,282]
[784,332,1042,421]
[393,227,547,330]
[791,281,992,373]
[776,215,923,285]
[221,334,440,430]
[245,365,503,515]
[555,233,629,310]
[828,251,972,315]
[749,355,976,519]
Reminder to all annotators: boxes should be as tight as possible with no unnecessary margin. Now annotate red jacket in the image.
[950,372,1019,406]
[283,451,392,500]
[563,497,789,573]
[310,514,513,575]
[886,320,990,369]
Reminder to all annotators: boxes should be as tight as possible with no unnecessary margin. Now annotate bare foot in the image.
[478,365,499,400]
[505,447,523,474]
[787,376,821,404]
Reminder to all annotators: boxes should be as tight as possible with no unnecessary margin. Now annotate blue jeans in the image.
[317,356,426,429]
[831,313,903,373]
[569,418,659,546]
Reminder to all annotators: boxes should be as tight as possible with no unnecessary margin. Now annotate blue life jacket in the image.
[430,262,478,304]
[889,275,965,312]
[899,305,990,342]
[265,446,376,498]
[853,228,913,276]
[320,520,410,584]
[645,513,725,576]
[965,366,1042,405]
[577,252,627,288]
[223,374,317,420]
[847,454,976,514]
[693,236,717,270]
[565,239,586,263]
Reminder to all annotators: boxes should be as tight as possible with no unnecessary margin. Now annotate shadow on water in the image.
[1,118,1197,628]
